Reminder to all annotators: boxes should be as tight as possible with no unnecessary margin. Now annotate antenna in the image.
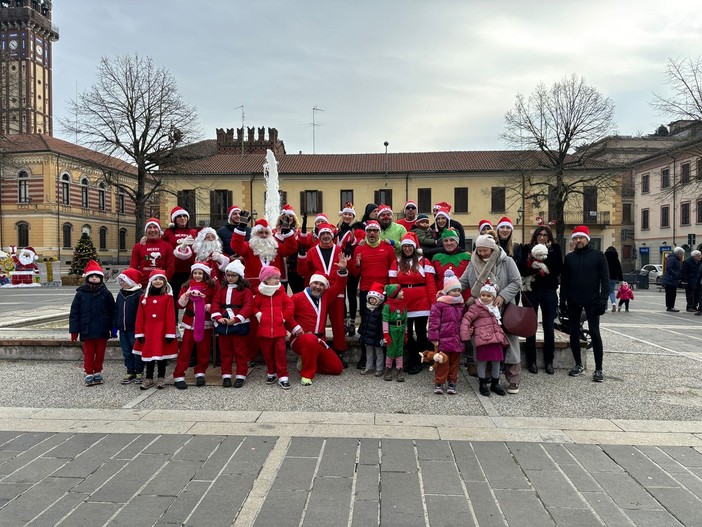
[312,105,324,154]
[234,105,245,157]
[74,80,78,143]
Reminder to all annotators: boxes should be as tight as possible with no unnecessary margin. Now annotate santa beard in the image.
[249,234,278,262]
[18,252,35,266]
[193,238,222,262]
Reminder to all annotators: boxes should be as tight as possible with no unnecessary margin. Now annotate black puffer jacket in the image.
[561,244,609,307]
[605,247,623,281]
[69,282,116,340]
[359,306,383,347]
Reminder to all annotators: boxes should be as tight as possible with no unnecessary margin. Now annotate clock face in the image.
[8,39,17,51]
[36,44,43,55]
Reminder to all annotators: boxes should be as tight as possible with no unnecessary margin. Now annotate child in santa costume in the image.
[459,279,508,397]
[69,260,116,386]
[114,267,144,385]
[133,269,179,389]
[428,270,466,395]
[211,260,254,388]
[252,266,300,390]
[173,263,217,389]
[358,282,386,376]
[382,284,407,382]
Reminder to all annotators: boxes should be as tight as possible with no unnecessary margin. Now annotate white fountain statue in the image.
[263,149,281,225]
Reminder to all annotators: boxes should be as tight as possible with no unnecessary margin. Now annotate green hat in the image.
[384,284,401,299]
[441,228,459,241]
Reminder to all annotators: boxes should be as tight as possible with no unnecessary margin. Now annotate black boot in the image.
[478,378,490,397]
[490,378,506,396]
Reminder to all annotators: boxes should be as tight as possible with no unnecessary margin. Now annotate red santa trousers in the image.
[328,297,347,352]
[173,328,213,379]
[83,338,108,375]
[259,336,288,379]
[217,334,250,378]
[291,333,343,380]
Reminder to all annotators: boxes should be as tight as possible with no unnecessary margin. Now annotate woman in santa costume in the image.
[389,232,437,374]
[163,206,198,298]
[173,263,217,389]
[211,260,254,388]
[133,269,179,389]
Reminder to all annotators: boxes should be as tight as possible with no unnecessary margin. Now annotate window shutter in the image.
[300,191,306,214]
[318,191,323,214]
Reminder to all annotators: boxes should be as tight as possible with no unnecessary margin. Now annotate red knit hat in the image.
[314,213,330,224]
[82,259,104,277]
[433,201,452,213]
[227,205,242,221]
[571,225,590,241]
[170,206,189,222]
[367,282,385,301]
[404,200,418,210]
[258,265,281,283]
[434,207,451,220]
[117,267,142,287]
[281,204,296,216]
[144,217,162,233]
[496,217,513,231]
[400,232,419,247]
[377,204,393,216]
[478,219,493,233]
[365,220,381,231]
[144,269,173,298]
[317,223,336,236]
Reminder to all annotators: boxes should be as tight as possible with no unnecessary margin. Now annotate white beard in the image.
[18,252,35,266]
[193,238,222,262]
[249,235,278,261]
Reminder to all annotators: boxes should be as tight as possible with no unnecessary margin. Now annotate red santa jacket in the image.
[350,242,397,291]
[129,239,175,286]
[133,293,179,360]
[177,279,217,330]
[290,272,347,336]
[297,243,344,296]
[163,227,197,274]
[252,285,298,338]
[389,257,437,317]
[230,228,298,287]
[211,284,254,324]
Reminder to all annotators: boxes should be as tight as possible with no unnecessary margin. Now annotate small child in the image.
[358,282,386,376]
[253,266,298,390]
[459,279,508,397]
[69,260,116,386]
[414,214,437,253]
[382,284,407,382]
[173,263,217,389]
[133,269,179,389]
[616,281,634,312]
[211,259,254,388]
[114,267,144,385]
[428,270,466,395]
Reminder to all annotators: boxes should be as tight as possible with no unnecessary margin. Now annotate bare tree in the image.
[652,57,702,121]
[61,54,200,235]
[501,74,618,243]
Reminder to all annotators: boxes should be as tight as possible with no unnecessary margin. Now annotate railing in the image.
[563,211,610,226]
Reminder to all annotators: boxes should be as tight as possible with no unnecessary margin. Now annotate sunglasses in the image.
[405,206,416,210]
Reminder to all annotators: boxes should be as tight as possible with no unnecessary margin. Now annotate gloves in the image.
[298,246,307,257]
[71,332,78,342]
[165,337,174,344]
[137,337,145,344]
[383,333,391,345]
[596,303,607,316]
[239,210,250,222]
[111,327,118,339]
[343,241,354,257]
[301,213,308,232]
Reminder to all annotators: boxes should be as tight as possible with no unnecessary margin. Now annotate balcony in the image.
[563,211,610,226]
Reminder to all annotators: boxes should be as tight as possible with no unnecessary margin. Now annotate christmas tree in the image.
[70,232,99,275]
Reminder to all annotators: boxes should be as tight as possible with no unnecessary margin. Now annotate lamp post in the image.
[517,206,525,242]
[251,209,258,226]
[313,105,324,154]
[383,141,389,187]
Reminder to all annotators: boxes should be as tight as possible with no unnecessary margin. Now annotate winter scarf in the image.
[469,248,501,300]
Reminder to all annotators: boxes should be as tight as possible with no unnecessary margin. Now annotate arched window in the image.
[82,224,91,236]
[61,173,70,205]
[118,190,126,214]
[99,226,107,250]
[17,170,29,203]
[119,228,128,251]
[98,182,106,211]
[16,222,29,247]
[62,223,72,248]
[80,177,89,208]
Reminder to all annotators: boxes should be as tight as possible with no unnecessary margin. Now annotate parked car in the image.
[639,264,663,285]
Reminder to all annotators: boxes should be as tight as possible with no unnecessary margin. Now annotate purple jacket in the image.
[459,302,508,348]
[428,299,465,353]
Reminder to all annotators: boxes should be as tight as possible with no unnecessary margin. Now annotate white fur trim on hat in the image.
[496,217,513,231]
[309,273,329,288]
[225,259,245,277]
[191,262,211,275]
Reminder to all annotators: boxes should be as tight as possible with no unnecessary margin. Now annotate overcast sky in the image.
[50,0,702,155]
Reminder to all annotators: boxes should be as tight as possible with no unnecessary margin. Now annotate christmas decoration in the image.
[70,232,100,275]
[6,245,41,287]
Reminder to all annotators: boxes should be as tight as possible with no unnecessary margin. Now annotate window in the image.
[17,222,29,247]
[97,182,106,211]
[641,209,649,230]
[301,190,323,214]
[80,177,89,208]
[177,189,196,216]
[641,173,650,194]
[118,191,125,214]
[17,170,29,203]
[697,159,702,180]
[417,188,432,213]
[82,224,91,236]
[454,187,468,213]
[61,174,70,205]
[340,190,354,209]
[583,186,597,223]
[119,228,128,251]
[210,189,232,227]
[661,205,670,228]
[62,223,72,248]
[697,200,702,224]
[491,187,505,213]
[99,227,107,250]
[681,163,691,185]
[681,202,691,226]
[622,203,632,224]
[374,189,393,209]
[661,168,670,189]
[279,191,288,206]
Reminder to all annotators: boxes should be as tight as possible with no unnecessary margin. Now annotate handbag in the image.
[502,295,537,338]
[213,321,250,336]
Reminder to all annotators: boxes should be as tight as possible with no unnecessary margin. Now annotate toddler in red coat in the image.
[615,281,634,312]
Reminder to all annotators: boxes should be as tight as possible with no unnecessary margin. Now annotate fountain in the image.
[263,149,281,224]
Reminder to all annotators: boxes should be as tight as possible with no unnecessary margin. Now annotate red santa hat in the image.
[225,259,245,277]
[314,213,330,224]
[170,206,190,223]
[481,278,498,297]
[191,262,212,276]
[227,205,242,221]
[21,246,38,259]
[317,223,336,236]
[144,217,162,233]
[367,282,386,301]
[400,232,419,248]
[496,216,514,231]
[339,202,356,217]
[144,268,173,298]
[281,204,296,216]
[434,207,451,221]
[478,219,493,233]
[571,225,590,241]
[258,265,281,283]
[117,267,142,288]
[433,201,452,213]
[365,220,381,231]
[404,200,418,210]
[377,204,393,216]
[82,259,104,277]
[251,218,271,236]
[309,273,330,288]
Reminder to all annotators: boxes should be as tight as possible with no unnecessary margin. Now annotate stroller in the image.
[554,308,593,349]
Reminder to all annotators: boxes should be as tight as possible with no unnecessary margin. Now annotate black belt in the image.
[402,284,425,288]
[223,304,242,309]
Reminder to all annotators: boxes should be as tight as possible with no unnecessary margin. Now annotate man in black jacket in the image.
[560,225,609,382]
[681,250,701,312]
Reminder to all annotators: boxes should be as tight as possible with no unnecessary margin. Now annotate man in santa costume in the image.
[178,227,229,283]
[297,222,349,365]
[129,218,175,287]
[289,258,349,385]
[9,245,40,286]
[230,212,297,288]
[396,200,419,231]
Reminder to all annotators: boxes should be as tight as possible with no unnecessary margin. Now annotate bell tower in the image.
[0,0,59,136]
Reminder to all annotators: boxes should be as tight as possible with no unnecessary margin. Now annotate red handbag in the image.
[502,296,538,337]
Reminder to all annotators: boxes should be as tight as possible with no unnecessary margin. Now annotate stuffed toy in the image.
[522,243,549,292]
[418,350,448,371]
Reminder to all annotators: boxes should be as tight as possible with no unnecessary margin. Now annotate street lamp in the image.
[517,206,525,241]
[384,141,389,187]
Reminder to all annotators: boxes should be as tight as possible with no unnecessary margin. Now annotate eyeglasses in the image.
[405,206,416,210]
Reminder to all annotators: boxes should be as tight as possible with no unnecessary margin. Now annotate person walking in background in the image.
[560,226,609,382]
[615,281,635,312]
[604,246,623,312]
[662,247,685,312]
[681,250,701,312]
[114,267,144,385]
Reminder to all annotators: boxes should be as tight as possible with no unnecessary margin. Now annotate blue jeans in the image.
[525,289,557,366]
[609,279,617,305]
[119,330,143,374]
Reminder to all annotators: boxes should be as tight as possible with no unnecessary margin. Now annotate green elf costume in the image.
[382,283,407,382]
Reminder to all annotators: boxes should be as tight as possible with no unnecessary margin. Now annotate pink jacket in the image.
[459,302,508,348]
[616,286,634,301]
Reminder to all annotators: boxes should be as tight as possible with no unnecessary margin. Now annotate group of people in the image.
[68,200,614,393]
